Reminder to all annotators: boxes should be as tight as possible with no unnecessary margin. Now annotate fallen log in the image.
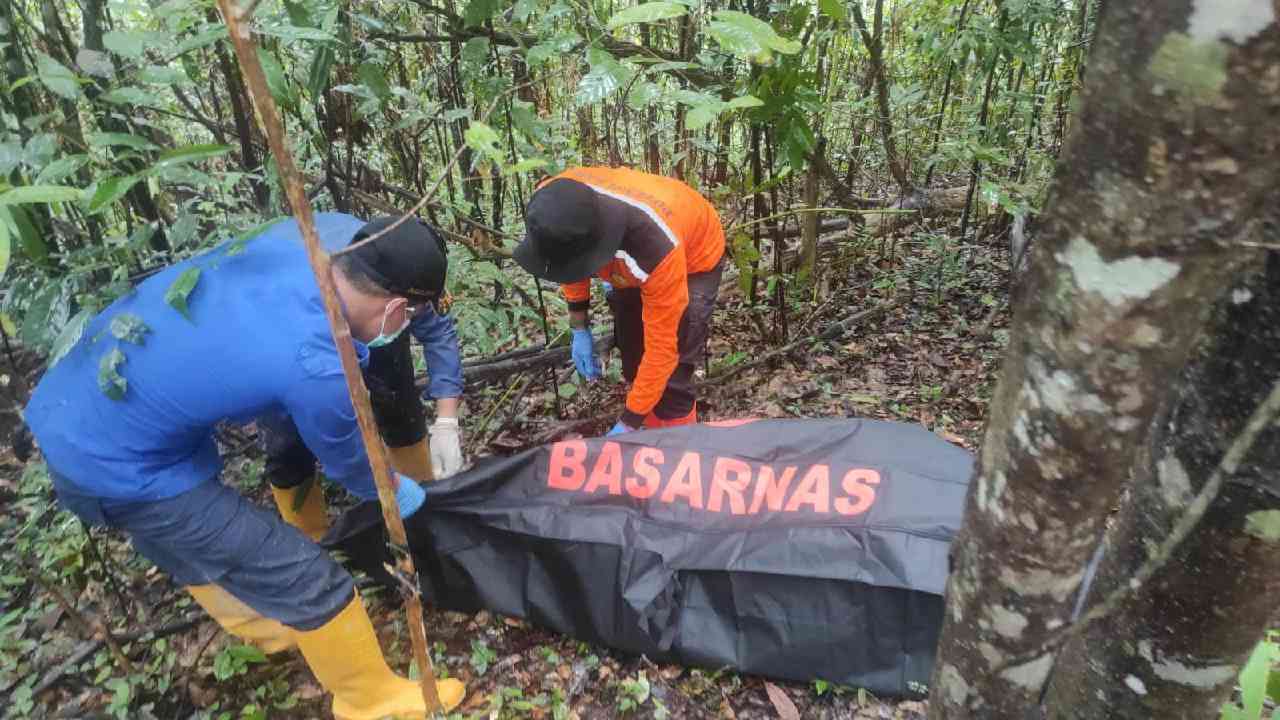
[418,330,614,389]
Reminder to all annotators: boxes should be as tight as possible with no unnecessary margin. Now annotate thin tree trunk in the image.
[211,10,267,209]
[927,4,1278,717]
[923,0,973,188]
[957,23,1004,242]
[852,0,915,197]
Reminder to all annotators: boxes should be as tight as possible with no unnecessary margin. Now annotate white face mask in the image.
[367,300,410,348]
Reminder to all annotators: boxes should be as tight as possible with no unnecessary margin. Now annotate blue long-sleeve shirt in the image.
[24,212,461,503]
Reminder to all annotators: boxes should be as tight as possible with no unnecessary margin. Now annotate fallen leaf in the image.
[764,682,800,720]
[503,616,524,628]
[720,698,738,719]
[187,681,217,707]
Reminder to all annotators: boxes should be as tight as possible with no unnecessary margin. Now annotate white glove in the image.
[429,417,465,479]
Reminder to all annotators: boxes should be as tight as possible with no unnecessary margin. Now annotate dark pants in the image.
[261,332,425,489]
[54,476,353,630]
[609,259,723,421]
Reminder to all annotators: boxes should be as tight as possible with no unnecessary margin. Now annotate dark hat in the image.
[346,216,448,308]
[514,178,622,283]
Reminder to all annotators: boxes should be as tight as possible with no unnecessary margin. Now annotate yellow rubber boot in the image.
[295,592,465,719]
[387,438,433,483]
[271,476,329,542]
[186,584,296,654]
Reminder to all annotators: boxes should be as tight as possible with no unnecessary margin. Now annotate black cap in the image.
[346,216,448,308]
[514,178,622,283]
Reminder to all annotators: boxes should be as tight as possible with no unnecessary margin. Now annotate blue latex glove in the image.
[571,327,602,381]
[395,473,426,519]
[607,420,634,437]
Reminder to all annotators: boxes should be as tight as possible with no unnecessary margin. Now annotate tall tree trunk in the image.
[957,16,1005,242]
[1043,250,1280,719]
[927,3,1278,717]
[852,0,915,197]
[210,9,268,209]
[923,0,973,188]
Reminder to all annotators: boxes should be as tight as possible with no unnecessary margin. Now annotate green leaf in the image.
[153,144,232,170]
[257,48,294,109]
[685,103,723,131]
[49,309,93,366]
[576,68,620,104]
[256,25,337,42]
[164,266,202,321]
[558,382,578,399]
[464,121,505,164]
[818,0,848,23]
[97,347,128,400]
[35,154,90,184]
[22,281,69,349]
[308,46,335,97]
[102,30,150,59]
[607,2,687,29]
[0,185,82,205]
[109,313,150,345]
[284,0,314,27]
[462,37,490,65]
[504,157,548,175]
[464,0,501,28]
[357,62,391,101]
[88,175,144,214]
[226,216,286,255]
[708,10,801,58]
[726,94,764,110]
[6,206,46,262]
[1240,640,1280,719]
[174,25,226,55]
[36,53,81,100]
[526,41,559,68]
[100,86,165,108]
[87,132,156,150]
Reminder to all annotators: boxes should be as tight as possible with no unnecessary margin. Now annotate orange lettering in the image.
[784,465,831,513]
[584,442,623,495]
[748,465,797,513]
[626,447,665,499]
[708,457,752,514]
[660,451,705,509]
[835,468,881,516]
[547,439,588,490]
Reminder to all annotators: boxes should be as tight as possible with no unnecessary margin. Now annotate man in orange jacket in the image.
[515,167,725,434]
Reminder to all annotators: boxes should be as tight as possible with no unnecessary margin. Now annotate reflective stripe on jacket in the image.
[551,167,725,419]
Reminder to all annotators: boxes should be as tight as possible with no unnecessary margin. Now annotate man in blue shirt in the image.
[261,217,467,542]
[24,213,466,718]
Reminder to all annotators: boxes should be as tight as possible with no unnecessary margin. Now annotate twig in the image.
[216,0,441,709]
[991,378,1280,674]
[18,557,133,675]
[469,373,530,449]
[31,615,206,697]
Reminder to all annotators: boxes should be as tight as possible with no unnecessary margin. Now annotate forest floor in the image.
[0,217,1014,719]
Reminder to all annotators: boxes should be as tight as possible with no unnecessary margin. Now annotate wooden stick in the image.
[214,1,440,711]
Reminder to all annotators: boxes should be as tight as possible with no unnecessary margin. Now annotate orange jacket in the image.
[549,167,724,420]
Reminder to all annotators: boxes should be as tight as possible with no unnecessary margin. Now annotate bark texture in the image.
[927,3,1279,717]
[1044,249,1280,718]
